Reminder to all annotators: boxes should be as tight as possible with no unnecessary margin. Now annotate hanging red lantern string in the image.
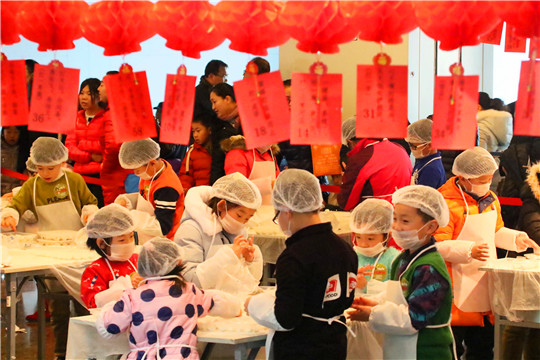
[1,1,22,45]
[279,0,359,54]
[493,1,540,39]
[349,1,418,45]
[213,0,289,56]
[17,0,88,51]
[81,1,156,56]
[413,1,501,51]
[154,1,225,59]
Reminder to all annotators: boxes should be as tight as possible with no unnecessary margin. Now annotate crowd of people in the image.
[0,57,538,360]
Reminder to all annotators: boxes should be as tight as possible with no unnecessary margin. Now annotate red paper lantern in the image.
[414,1,501,51]
[493,1,540,39]
[213,1,289,56]
[81,1,156,56]
[17,1,88,51]
[154,1,225,59]
[280,1,359,54]
[348,1,418,44]
[1,1,22,45]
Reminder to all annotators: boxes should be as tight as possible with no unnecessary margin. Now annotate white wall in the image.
[279,38,409,120]
[2,36,280,109]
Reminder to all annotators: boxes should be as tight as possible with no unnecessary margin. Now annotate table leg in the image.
[6,273,17,360]
[234,343,248,360]
[247,347,260,360]
[494,314,502,360]
[35,277,47,360]
[200,343,215,360]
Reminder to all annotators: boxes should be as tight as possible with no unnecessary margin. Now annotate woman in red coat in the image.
[65,78,106,206]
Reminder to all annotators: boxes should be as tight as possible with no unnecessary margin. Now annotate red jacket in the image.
[179,142,212,193]
[80,253,138,309]
[338,139,412,210]
[100,109,131,205]
[222,136,280,178]
[65,109,106,175]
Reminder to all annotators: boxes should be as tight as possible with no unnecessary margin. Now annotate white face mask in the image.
[105,241,135,262]
[278,211,293,236]
[219,206,246,234]
[410,143,428,159]
[355,242,386,258]
[137,163,152,180]
[392,222,431,251]
[465,179,491,198]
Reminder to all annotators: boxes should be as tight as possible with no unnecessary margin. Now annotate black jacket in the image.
[273,222,358,360]
[518,162,540,246]
[194,76,218,122]
[209,119,240,184]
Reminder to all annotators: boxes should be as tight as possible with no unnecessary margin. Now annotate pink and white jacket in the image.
[96,279,240,360]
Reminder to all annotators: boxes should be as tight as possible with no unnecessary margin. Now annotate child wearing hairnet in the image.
[245,169,358,360]
[0,137,98,360]
[174,172,263,295]
[406,119,446,189]
[116,138,185,243]
[97,237,241,360]
[81,204,141,309]
[434,147,540,359]
[346,199,400,359]
[350,185,453,360]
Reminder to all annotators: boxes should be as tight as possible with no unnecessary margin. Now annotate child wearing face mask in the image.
[434,147,540,360]
[97,237,241,360]
[174,173,263,295]
[81,204,141,309]
[406,119,446,189]
[221,135,280,205]
[179,116,213,193]
[347,199,400,359]
[349,185,454,360]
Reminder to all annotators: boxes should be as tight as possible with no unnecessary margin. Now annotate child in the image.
[349,185,453,360]
[1,126,28,195]
[179,116,213,193]
[406,119,446,189]
[245,169,358,360]
[117,138,185,242]
[97,237,241,360]
[81,204,142,309]
[434,147,539,359]
[222,135,280,205]
[0,137,98,360]
[174,172,263,295]
[347,198,401,359]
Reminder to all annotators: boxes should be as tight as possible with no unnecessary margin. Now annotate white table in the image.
[1,246,98,360]
[480,258,540,359]
[67,314,268,360]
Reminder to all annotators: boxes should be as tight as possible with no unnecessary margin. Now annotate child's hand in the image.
[1,216,17,232]
[232,235,255,261]
[471,243,490,261]
[115,197,128,208]
[353,296,378,308]
[516,233,540,253]
[130,272,145,288]
[1,193,13,203]
[241,236,256,262]
[91,153,103,163]
[347,306,372,322]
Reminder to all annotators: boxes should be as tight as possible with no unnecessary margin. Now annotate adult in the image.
[194,59,228,121]
[208,83,241,183]
[65,78,106,207]
[98,71,131,205]
[1,126,29,195]
[243,56,270,78]
[338,117,412,211]
[246,169,358,360]
[477,92,513,153]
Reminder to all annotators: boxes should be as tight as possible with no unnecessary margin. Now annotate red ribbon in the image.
[498,197,523,206]
[1,167,105,186]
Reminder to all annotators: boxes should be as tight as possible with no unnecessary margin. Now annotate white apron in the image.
[453,186,497,312]
[382,245,452,360]
[33,173,83,231]
[411,156,442,185]
[365,250,387,295]
[249,150,276,206]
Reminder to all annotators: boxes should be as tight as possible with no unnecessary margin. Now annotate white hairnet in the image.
[118,138,160,169]
[342,116,357,144]
[350,199,393,234]
[29,137,68,166]
[26,158,37,172]
[272,169,323,213]
[452,146,498,179]
[392,185,449,227]
[406,119,433,143]
[212,172,262,209]
[86,203,135,238]
[138,237,183,277]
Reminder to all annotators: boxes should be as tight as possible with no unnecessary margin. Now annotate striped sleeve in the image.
[152,187,180,235]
